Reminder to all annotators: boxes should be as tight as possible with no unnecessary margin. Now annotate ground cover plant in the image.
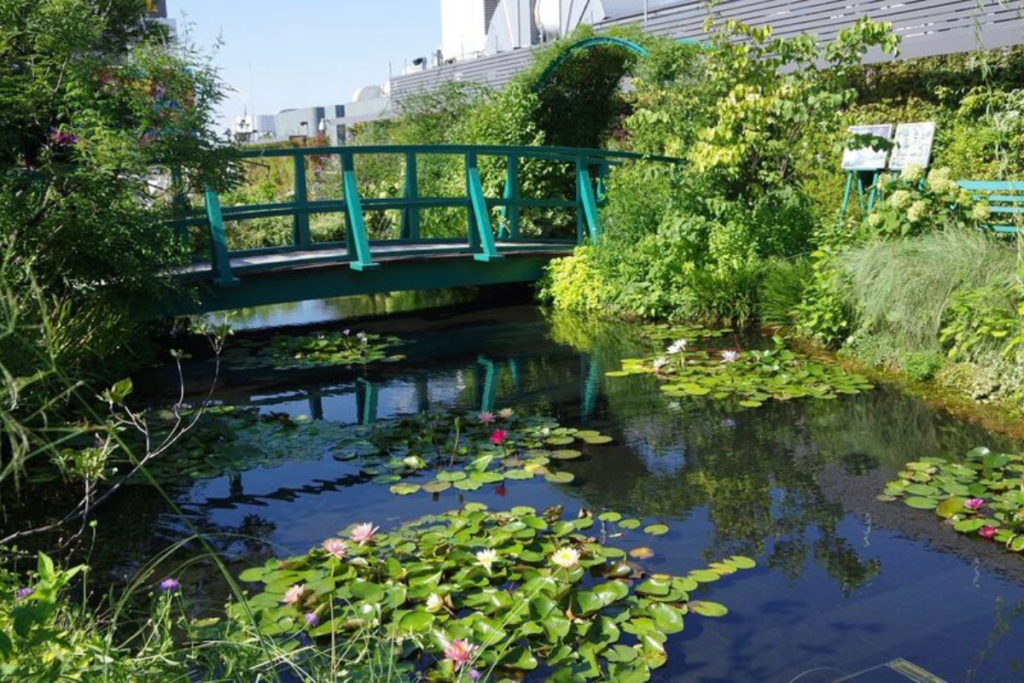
[223,329,406,370]
[881,447,1024,553]
[234,504,755,680]
[609,335,873,409]
[335,410,614,495]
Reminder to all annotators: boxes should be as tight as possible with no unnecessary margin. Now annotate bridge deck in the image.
[179,240,571,279]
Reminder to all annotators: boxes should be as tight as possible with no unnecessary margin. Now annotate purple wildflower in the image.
[304,612,319,628]
[16,587,34,600]
[159,578,180,593]
[469,670,482,681]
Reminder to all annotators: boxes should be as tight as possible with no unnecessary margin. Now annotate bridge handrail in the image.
[171,144,685,286]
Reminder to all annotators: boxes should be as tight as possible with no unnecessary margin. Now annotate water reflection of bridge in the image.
[240,353,604,426]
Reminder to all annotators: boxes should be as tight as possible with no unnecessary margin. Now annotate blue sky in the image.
[171,1,442,129]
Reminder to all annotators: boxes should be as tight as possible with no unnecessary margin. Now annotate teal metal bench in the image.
[957,180,1024,234]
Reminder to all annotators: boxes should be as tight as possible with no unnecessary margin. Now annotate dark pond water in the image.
[102,299,1024,682]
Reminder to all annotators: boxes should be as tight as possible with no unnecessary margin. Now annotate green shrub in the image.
[536,246,610,314]
[902,352,945,382]
[940,284,1023,361]
[864,166,987,238]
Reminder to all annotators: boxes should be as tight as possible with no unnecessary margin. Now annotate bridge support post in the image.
[576,156,602,244]
[356,378,378,425]
[293,155,312,247]
[466,152,502,262]
[499,155,520,240]
[401,152,420,241]
[341,151,379,271]
[203,187,239,287]
[477,356,498,413]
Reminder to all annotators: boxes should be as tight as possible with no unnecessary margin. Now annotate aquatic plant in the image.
[122,406,354,483]
[234,504,755,679]
[881,447,1024,552]
[334,411,615,496]
[608,336,873,408]
[223,330,405,370]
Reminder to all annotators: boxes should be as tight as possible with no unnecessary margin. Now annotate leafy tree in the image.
[0,0,238,376]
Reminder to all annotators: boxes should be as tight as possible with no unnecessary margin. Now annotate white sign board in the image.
[889,122,936,170]
[842,124,893,171]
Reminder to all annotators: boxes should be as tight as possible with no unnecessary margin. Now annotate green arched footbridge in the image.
[167,144,682,315]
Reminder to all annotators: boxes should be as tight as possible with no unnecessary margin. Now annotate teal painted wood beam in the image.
[499,155,520,240]
[292,155,312,247]
[203,188,239,287]
[341,152,379,271]
[401,151,420,240]
[164,252,560,315]
[576,158,602,243]
[466,152,502,262]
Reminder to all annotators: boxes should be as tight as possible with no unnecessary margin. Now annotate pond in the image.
[101,298,1024,681]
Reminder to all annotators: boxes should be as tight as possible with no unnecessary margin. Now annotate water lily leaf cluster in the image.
[333,411,614,496]
[223,330,406,370]
[608,336,873,408]
[233,504,755,680]
[125,407,351,482]
[881,447,1024,553]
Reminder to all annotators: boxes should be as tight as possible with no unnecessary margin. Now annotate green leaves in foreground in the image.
[335,411,614,496]
[223,330,405,370]
[882,447,1024,553]
[610,335,872,409]
[233,505,755,680]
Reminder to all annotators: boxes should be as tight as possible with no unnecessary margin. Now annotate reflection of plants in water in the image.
[234,504,755,680]
[966,597,1024,682]
[803,387,1017,472]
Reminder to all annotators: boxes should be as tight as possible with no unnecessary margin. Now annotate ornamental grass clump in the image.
[234,504,755,680]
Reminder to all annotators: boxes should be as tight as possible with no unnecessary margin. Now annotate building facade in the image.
[393,0,1024,103]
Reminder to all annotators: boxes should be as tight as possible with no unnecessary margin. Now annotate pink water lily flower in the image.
[478,411,496,424]
[322,537,349,559]
[490,429,509,445]
[443,639,479,671]
[964,498,985,511]
[351,523,379,545]
[283,584,305,605]
[979,525,997,540]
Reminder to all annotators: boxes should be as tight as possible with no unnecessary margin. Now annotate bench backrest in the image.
[958,180,1024,234]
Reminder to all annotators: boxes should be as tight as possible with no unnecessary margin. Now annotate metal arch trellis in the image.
[532,36,651,92]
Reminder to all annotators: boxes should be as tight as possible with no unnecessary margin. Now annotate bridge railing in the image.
[169,144,683,286]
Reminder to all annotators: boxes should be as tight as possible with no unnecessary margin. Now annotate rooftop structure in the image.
[394,0,1024,103]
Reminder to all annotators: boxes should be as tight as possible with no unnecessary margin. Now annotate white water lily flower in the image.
[551,546,580,569]
[425,593,445,613]
[721,350,739,363]
[475,549,498,574]
[652,356,669,372]
[667,339,687,355]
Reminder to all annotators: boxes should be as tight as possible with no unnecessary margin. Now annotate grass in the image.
[837,228,1017,357]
